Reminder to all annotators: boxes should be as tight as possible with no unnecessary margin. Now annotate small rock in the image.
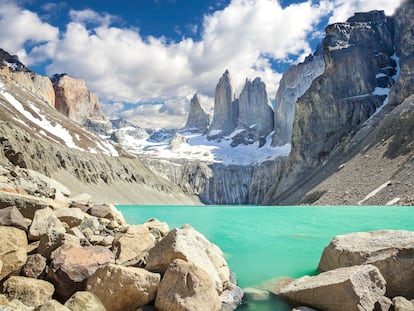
[28,208,66,241]
[0,206,28,230]
[220,283,244,311]
[243,287,270,301]
[64,291,107,311]
[54,208,85,228]
[88,204,126,225]
[38,231,80,259]
[374,296,393,311]
[3,276,54,308]
[70,193,93,207]
[21,254,47,278]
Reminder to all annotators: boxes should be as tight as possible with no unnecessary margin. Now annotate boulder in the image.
[38,300,70,311]
[113,224,156,266]
[0,191,62,219]
[69,193,93,207]
[86,264,160,311]
[0,226,27,280]
[375,296,393,311]
[29,208,66,241]
[318,230,414,298]
[88,204,126,225]
[220,283,244,311]
[54,208,85,228]
[0,206,28,230]
[146,225,230,292]
[3,276,54,308]
[38,231,80,259]
[277,265,386,311]
[48,245,114,301]
[21,254,47,279]
[143,218,170,238]
[64,291,107,311]
[393,297,414,311]
[243,287,271,301]
[155,259,221,311]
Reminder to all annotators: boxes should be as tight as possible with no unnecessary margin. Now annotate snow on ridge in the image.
[391,52,400,82]
[115,127,291,165]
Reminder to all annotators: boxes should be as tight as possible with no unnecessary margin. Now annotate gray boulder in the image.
[318,230,414,298]
[29,208,66,241]
[278,265,386,311]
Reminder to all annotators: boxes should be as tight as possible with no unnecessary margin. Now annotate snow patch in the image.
[0,89,85,151]
[391,53,400,81]
[358,180,391,205]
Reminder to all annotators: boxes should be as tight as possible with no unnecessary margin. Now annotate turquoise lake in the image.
[117,205,414,310]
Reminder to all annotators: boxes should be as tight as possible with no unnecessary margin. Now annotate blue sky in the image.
[0,0,403,128]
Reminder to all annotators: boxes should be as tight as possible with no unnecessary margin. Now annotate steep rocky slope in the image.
[0,56,199,205]
[265,3,414,205]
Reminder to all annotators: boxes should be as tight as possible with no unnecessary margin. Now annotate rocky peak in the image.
[51,74,106,125]
[0,49,55,107]
[272,46,325,147]
[0,49,29,73]
[237,77,273,135]
[207,70,238,138]
[184,94,210,133]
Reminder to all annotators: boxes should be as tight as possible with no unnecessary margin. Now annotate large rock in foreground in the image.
[86,264,160,311]
[318,230,414,298]
[155,259,221,311]
[146,224,230,292]
[278,265,386,311]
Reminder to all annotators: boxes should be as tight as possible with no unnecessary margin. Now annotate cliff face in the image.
[0,49,55,107]
[184,94,210,133]
[51,74,106,125]
[268,10,395,199]
[236,78,274,145]
[207,70,238,138]
[272,47,325,147]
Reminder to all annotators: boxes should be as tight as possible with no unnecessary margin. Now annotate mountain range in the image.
[0,0,413,206]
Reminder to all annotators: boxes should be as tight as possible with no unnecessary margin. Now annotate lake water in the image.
[117,205,414,310]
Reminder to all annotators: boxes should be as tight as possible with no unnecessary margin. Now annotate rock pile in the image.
[0,161,242,311]
[276,230,414,311]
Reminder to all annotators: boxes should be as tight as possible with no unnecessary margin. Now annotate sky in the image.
[0,0,403,129]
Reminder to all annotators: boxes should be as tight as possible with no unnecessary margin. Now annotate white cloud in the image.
[0,0,58,64]
[327,0,403,24]
[0,0,404,129]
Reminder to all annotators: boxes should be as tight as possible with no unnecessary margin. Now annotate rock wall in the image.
[140,157,285,205]
[265,10,397,203]
[272,46,324,147]
[52,74,106,125]
[207,70,238,138]
[237,77,274,138]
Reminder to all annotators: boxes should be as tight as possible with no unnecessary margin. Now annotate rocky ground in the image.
[0,161,242,311]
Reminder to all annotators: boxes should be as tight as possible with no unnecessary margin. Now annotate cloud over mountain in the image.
[0,0,402,128]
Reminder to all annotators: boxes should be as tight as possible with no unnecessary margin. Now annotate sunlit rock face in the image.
[0,48,55,107]
[237,77,274,139]
[266,10,397,202]
[272,46,325,147]
[51,74,106,125]
[184,94,210,133]
[207,70,238,139]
